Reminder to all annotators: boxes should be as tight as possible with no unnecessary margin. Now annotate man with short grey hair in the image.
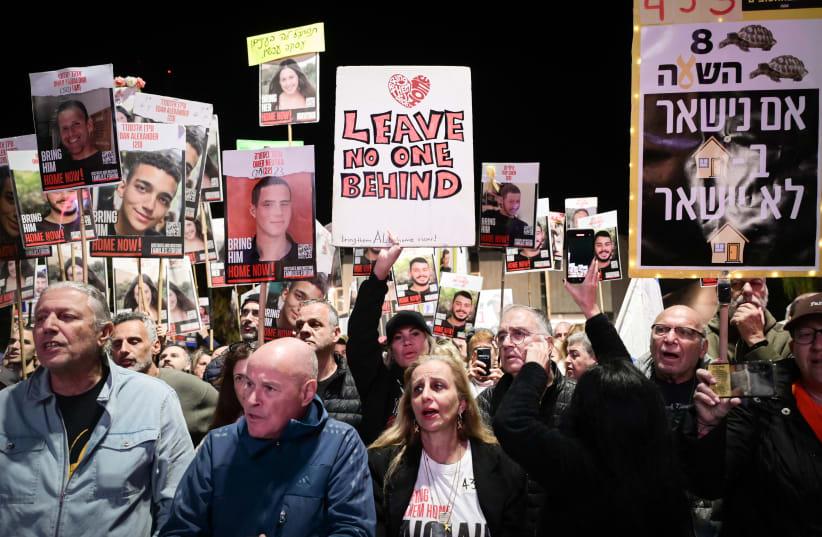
[296,298,362,429]
[0,282,193,536]
[163,337,375,536]
[110,311,217,445]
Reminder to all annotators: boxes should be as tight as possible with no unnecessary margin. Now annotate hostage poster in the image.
[332,66,475,247]
[632,17,822,276]
[91,122,186,258]
[30,64,121,190]
[133,92,213,221]
[223,146,316,284]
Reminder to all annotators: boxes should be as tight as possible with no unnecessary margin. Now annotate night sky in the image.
[1,8,635,229]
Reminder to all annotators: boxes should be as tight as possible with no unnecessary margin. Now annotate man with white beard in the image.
[706,277,792,363]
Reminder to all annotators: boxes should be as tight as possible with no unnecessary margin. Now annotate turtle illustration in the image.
[750,55,809,82]
[718,25,776,51]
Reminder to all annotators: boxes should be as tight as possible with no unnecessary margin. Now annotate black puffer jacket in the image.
[479,361,575,537]
[682,357,822,537]
[317,354,363,429]
[346,275,405,446]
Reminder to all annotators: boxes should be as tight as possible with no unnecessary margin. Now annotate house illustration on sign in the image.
[707,223,748,264]
[693,137,729,180]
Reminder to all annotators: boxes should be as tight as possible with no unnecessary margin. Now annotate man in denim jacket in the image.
[0,282,194,536]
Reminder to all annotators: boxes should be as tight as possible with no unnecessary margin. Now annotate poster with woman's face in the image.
[112,257,167,326]
[0,258,36,308]
[548,212,565,271]
[90,123,186,258]
[185,203,217,265]
[46,241,108,300]
[10,150,96,247]
[166,257,201,335]
[30,64,121,190]
[259,52,320,127]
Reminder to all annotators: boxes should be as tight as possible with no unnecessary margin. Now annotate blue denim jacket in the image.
[0,358,194,537]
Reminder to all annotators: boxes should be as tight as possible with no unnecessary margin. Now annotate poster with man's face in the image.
[45,241,109,301]
[166,257,201,335]
[505,198,554,273]
[479,163,539,248]
[332,66,475,247]
[200,115,223,203]
[565,197,598,229]
[0,136,52,261]
[91,123,186,258]
[30,64,121,190]
[9,150,96,247]
[223,146,316,284]
[578,210,622,281]
[432,272,482,339]
[353,247,382,277]
[259,52,320,127]
[391,247,438,306]
[112,257,167,326]
[133,93,213,222]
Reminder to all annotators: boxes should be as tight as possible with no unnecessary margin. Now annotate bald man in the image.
[639,305,710,424]
[163,337,375,537]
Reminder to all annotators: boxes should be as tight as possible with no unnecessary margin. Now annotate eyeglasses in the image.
[794,328,822,345]
[651,324,704,341]
[731,279,766,292]
[495,328,545,346]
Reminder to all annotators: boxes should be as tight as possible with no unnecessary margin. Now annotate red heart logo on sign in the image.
[388,74,431,108]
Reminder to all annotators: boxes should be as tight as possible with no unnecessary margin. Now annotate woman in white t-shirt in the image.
[368,354,526,537]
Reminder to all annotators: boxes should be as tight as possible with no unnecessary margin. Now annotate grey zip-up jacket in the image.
[0,358,194,536]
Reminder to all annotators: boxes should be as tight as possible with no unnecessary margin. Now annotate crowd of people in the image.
[0,243,819,537]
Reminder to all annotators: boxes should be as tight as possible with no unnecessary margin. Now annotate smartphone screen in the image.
[476,347,492,371]
[566,228,595,283]
[708,361,776,398]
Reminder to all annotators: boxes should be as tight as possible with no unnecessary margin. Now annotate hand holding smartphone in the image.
[565,228,595,284]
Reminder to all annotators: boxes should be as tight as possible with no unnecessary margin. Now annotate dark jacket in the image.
[706,308,791,363]
[682,357,822,537]
[161,396,375,537]
[368,439,527,537]
[318,353,363,429]
[494,362,693,537]
[347,274,405,445]
[479,361,575,536]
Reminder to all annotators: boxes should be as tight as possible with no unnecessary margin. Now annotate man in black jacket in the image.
[296,299,362,429]
[478,303,572,537]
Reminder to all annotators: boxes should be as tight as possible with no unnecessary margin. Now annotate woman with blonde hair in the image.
[368,354,526,537]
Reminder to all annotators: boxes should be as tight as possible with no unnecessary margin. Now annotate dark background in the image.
[2,7,809,336]
[0,9,634,229]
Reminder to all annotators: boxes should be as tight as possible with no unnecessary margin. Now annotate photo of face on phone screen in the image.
[566,228,594,283]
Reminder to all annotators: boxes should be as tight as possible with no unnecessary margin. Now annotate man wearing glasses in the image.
[685,292,822,536]
[477,304,573,537]
[706,278,792,363]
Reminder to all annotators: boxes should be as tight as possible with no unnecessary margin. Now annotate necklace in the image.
[422,446,463,535]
